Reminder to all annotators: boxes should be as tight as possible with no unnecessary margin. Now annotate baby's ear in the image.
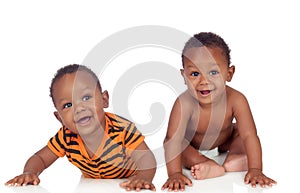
[227,65,235,82]
[54,111,63,124]
[102,90,109,108]
[180,69,186,84]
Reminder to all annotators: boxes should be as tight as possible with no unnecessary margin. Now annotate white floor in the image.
[0,150,285,193]
[0,171,285,193]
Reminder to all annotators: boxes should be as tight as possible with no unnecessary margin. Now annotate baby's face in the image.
[52,71,108,136]
[182,46,233,105]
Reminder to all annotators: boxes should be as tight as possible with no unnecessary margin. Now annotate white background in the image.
[0,0,299,192]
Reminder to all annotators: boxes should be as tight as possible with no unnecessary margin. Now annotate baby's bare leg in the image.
[222,130,248,172]
[182,145,209,169]
[182,145,225,180]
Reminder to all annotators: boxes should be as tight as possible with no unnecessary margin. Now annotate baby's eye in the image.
[82,95,91,101]
[191,72,200,77]
[209,70,219,76]
[63,102,72,109]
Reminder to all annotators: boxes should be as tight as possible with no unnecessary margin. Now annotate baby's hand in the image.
[244,168,277,188]
[5,173,40,186]
[161,172,192,191]
[120,176,156,191]
[5,172,40,186]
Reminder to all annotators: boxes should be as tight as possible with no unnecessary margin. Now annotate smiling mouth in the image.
[76,116,91,125]
[199,90,211,95]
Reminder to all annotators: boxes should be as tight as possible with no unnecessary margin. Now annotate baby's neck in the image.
[81,127,105,159]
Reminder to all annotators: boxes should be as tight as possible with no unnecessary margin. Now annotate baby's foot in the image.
[191,160,225,180]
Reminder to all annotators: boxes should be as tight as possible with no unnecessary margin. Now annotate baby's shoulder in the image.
[177,90,197,106]
[226,86,248,105]
[105,112,134,126]
[172,91,199,116]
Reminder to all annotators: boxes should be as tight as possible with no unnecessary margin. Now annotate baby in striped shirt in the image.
[5,64,156,191]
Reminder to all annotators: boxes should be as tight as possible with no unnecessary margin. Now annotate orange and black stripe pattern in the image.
[47,112,145,179]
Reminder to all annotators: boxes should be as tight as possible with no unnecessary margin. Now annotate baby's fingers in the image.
[245,175,276,188]
[161,181,170,190]
[148,184,156,191]
[184,177,192,187]
[120,179,155,191]
[132,181,155,192]
[244,174,258,187]
[162,180,184,191]
[260,177,277,188]
[143,181,156,191]
[267,178,277,186]
[119,180,130,188]
[5,179,17,186]
[244,174,252,185]
[5,173,40,187]
[132,181,143,191]
[5,177,25,186]
[120,180,135,191]
[23,177,40,186]
[5,179,13,186]
[245,175,260,188]
[122,182,135,191]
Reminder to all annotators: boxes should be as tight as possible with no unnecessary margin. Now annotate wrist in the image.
[169,171,182,176]
[135,170,154,181]
[248,168,262,171]
[23,170,39,175]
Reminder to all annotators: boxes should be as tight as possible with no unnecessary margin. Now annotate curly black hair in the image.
[49,64,101,106]
[182,32,231,66]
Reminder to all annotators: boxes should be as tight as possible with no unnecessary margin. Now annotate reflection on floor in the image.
[1,150,276,193]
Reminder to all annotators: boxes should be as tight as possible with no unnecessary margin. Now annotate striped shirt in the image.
[47,112,145,179]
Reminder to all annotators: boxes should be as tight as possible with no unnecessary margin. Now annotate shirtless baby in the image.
[162,32,276,191]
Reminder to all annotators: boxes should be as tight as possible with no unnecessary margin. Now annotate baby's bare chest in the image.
[185,108,234,148]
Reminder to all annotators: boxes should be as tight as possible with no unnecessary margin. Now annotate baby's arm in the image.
[5,145,58,186]
[161,97,192,191]
[119,141,156,191]
[233,93,276,187]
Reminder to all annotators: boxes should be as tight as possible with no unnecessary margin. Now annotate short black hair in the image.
[182,32,231,66]
[49,64,101,106]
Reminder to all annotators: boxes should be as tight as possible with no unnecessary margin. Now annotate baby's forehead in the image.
[67,70,99,82]
[183,46,228,67]
[73,71,100,86]
[54,71,98,90]
[184,46,221,57]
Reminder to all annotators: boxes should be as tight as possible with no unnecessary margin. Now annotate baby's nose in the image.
[74,102,86,114]
[199,75,209,85]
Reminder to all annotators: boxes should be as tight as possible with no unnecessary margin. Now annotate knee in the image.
[223,154,248,172]
[223,161,233,172]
